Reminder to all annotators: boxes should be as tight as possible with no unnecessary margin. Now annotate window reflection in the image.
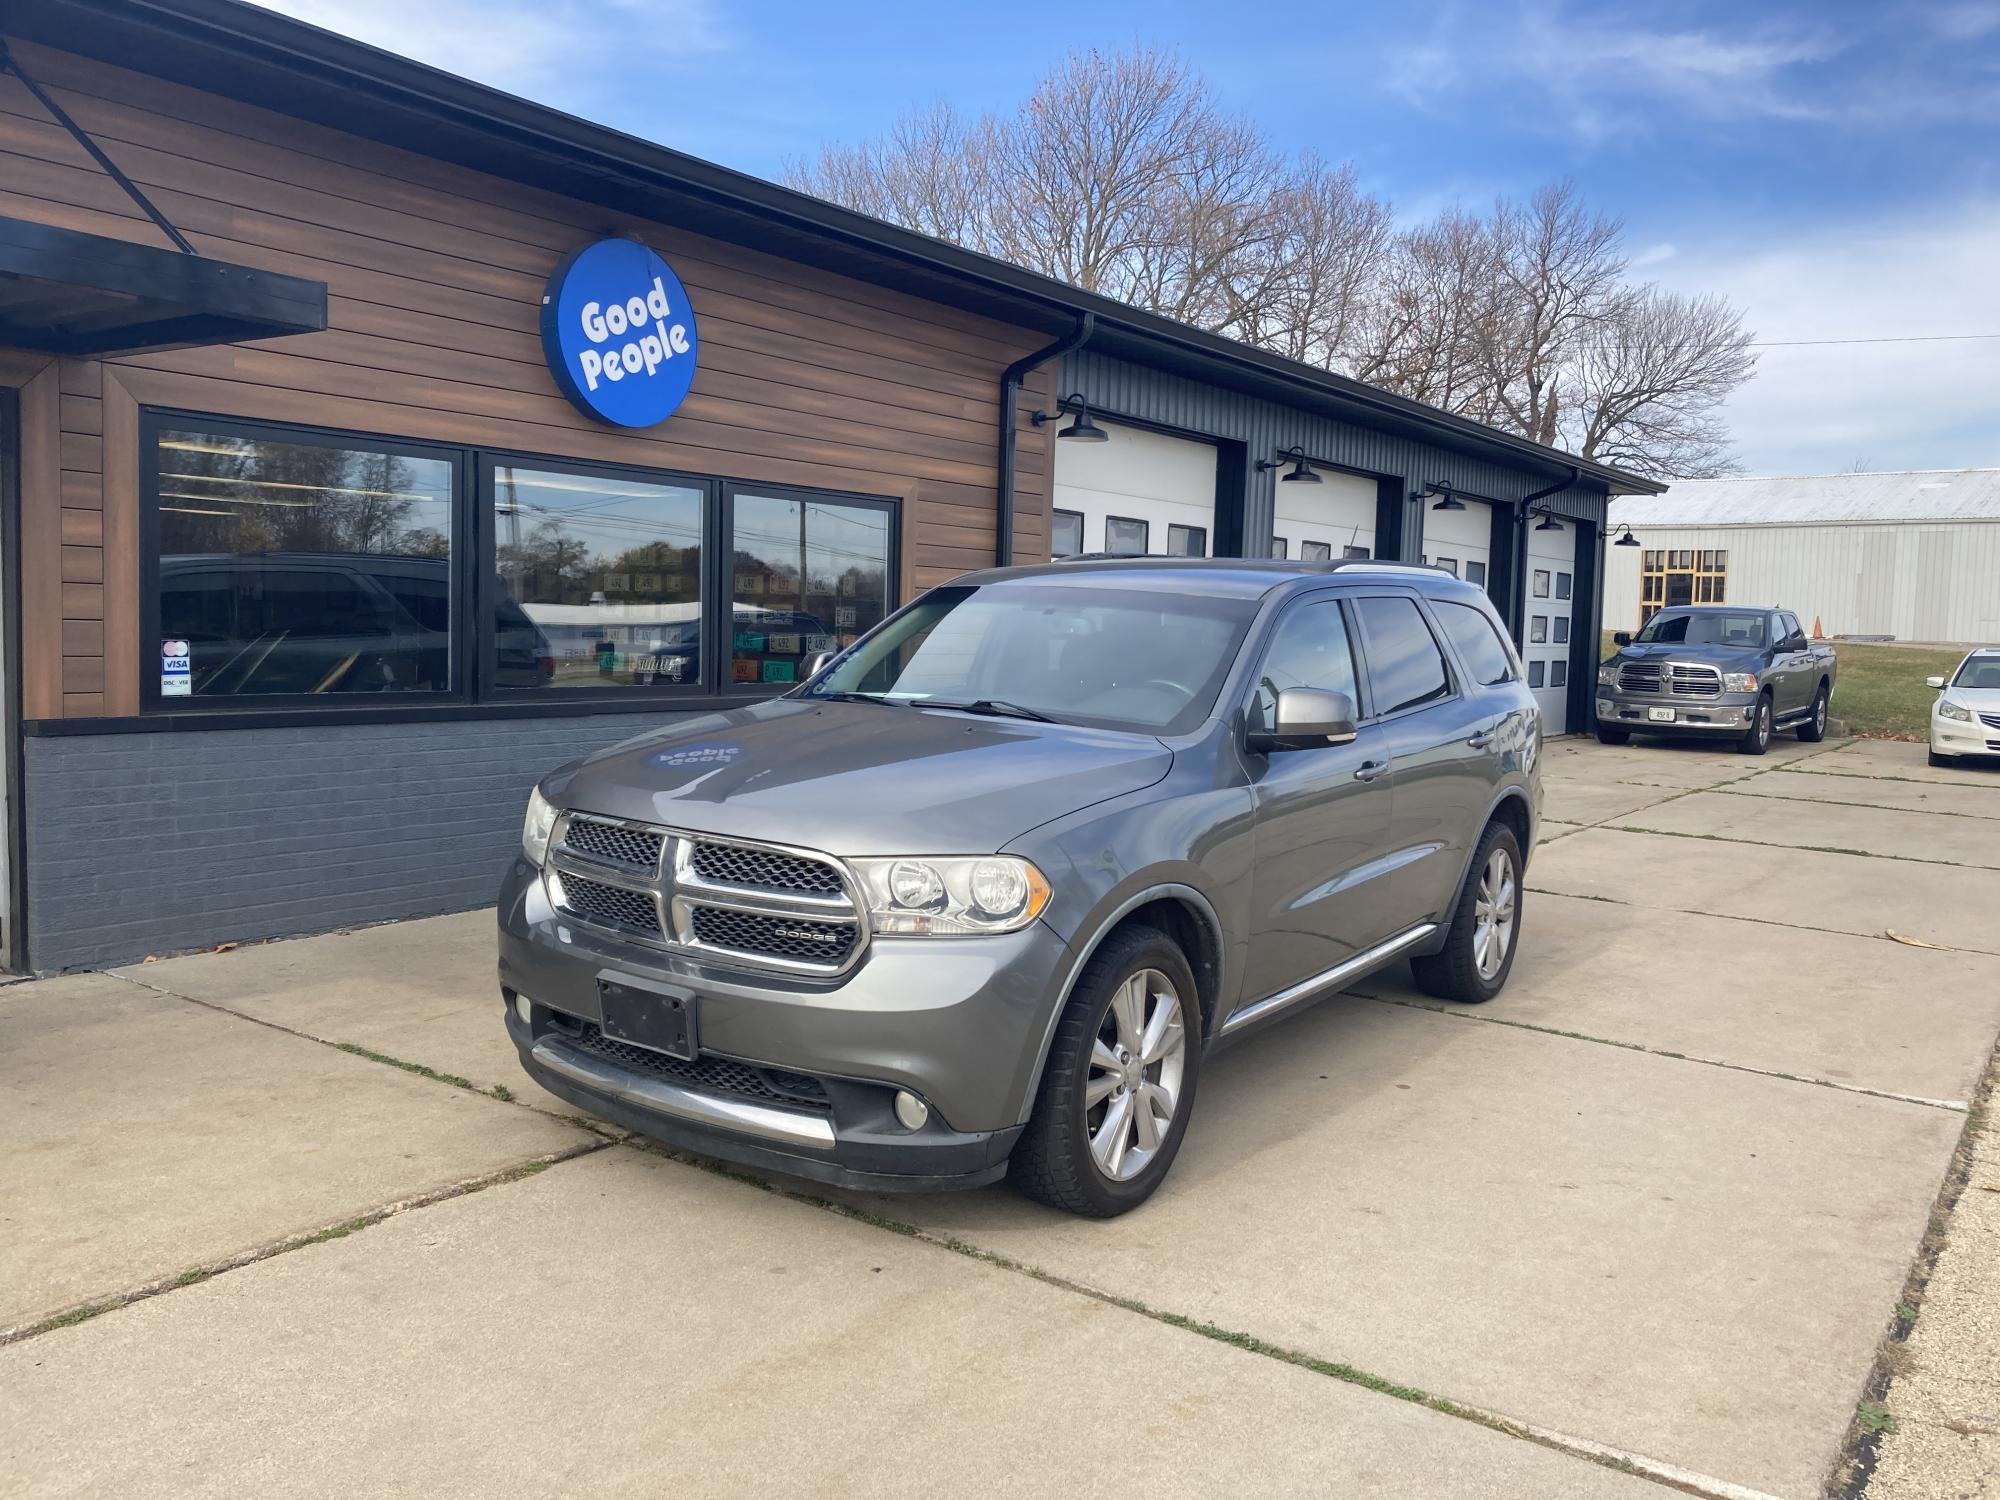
[730,493,891,686]
[492,466,703,689]
[156,428,453,697]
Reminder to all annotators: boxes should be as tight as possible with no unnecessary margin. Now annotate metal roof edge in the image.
[20,0,1664,495]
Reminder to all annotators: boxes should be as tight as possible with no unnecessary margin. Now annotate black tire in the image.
[1410,823,1524,1004]
[1595,725,1631,746]
[1797,683,1830,742]
[1930,750,1954,768]
[1739,694,1773,756]
[1011,924,1202,1217]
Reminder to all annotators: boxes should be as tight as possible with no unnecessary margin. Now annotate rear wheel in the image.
[1410,823,1523,1004]
[1798,684,1830,742]
[1595,725,1631,746]
[1012,925,1201,1217]
[1739,695,1773,756]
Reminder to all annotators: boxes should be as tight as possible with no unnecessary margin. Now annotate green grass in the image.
[1599,631,1963,740]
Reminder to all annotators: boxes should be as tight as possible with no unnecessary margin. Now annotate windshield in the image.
[802,583,1258,734]
[1635,610,1768,649]
[1955,654,2000,689]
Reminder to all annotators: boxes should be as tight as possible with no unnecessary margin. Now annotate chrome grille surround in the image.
[1979,711,2000,732]
[545,814,867,977]
[1619,660,1723,698]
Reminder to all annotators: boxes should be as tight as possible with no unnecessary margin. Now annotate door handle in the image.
[1353,760,1389,782]
[1467,730,1496,750]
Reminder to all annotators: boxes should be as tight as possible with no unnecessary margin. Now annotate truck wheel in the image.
[1738,695,1773,756]
[1595,725,1631,746]
[1797,684,1830,742]
[1410,822,1523,1004]
[1012,924,1202,1218]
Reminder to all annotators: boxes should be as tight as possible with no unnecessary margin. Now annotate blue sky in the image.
[259,0,2000,475]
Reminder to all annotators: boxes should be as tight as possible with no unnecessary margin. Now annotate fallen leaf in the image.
[1886,930,1952,951]
[210,941,238,954]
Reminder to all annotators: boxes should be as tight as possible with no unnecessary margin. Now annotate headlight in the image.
[1937,698,1974,723]
[1723,672,1759,693]
[522,787,558,864]
[852,855,1051,935]
[1597,664,1619,686]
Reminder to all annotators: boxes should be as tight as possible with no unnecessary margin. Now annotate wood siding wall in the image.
[0,39,1057,720]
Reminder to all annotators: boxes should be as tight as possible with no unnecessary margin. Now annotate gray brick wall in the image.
[23,711,703,972]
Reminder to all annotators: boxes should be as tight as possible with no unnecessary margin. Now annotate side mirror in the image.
[803,649,838,682]
[1926,675,1946,689]
[1613,631,1632,647]
[1249,687,1359,753]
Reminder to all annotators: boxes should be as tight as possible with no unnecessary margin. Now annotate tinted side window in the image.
[1355,596,1452,714]
[1249,599,1360,734]
[1435,600,1517,687]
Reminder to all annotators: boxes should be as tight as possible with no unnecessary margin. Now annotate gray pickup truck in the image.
[1595,604,1835,755]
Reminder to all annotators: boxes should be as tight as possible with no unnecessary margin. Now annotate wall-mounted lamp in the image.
[1415,480,1465,511]
[1532,507,1564,532]
[1030,392,1109,442]
[1608,523,1642,548]
[1256,445,1321,484]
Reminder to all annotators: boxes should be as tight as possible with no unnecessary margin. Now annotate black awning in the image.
[0,215,327,356]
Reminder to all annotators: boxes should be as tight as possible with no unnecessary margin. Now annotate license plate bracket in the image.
[597,973,698,1061]
[1647,706,1676,722]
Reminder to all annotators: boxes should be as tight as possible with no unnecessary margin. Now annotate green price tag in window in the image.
[761,660,796,683]
[733,631,765,653]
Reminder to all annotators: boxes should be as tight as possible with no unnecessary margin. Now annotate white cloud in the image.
[246,0,729,100]
[1652,204,2000,473]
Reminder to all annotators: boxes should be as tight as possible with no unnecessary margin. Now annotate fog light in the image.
[513,993,534,1026]
[893,1090,929,1131]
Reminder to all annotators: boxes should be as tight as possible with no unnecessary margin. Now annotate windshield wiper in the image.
[810,691,902,706]
[920,697,1061,723]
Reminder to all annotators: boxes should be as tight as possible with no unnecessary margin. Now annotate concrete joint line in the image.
[1611,822,1985,874]
[1526,887,2000,960]
[1361,994,1969,1113]
[1449,1405,1791,1500]
[1708,785,2000,824]
[0,1138,615,1346]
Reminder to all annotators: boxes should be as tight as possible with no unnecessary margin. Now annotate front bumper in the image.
[1596,689,1758,735]
[497,858,1066,1189]
[1931,715,2000,760]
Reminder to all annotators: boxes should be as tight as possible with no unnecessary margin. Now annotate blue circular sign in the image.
[540,238,700,428]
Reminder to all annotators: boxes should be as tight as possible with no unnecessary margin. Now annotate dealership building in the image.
[0,0,1659,971]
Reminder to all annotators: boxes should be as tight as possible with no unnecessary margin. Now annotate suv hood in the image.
[544,699,1174,856]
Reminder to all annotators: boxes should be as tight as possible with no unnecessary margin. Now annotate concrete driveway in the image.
[3,735,1995,1499]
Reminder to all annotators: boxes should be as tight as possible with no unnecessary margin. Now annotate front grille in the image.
[691,840,844,896]
[1980,712,2000,732]
[565,1022,830,1109]
[562,815,665,872]
[690,906,859,964]
[1669,664,1722,698]
[557,873,663,936]
[1619,662,1663,694]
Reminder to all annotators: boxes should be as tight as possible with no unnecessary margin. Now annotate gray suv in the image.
[500,558,1541,1215]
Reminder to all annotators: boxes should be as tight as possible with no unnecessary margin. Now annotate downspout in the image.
[996,313,1094,566]
[1510,464,1580,639]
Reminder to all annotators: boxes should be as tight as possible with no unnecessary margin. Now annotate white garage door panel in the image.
[1422,501,1493,590]
[1525,520,1579,733]
[1274,471,1377,559]
[1054,422,1218,556]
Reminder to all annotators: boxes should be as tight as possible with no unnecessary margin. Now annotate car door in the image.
[1239,594,1400,1005]
[1350,592,1498,926]
[1767,612,1800,715]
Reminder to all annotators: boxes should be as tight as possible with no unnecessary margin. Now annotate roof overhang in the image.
[0,215,327,355]
[2,0,1661,493]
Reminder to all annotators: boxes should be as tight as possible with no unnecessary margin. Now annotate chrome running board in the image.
[1220,923,1439,1036]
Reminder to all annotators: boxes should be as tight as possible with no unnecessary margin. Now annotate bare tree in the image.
[1241,156,1392,367]
[1564,288,1757,479]
[786,103,994,245]
[1349,208,1506,423]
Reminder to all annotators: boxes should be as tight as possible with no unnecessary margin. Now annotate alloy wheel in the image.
[1472,847,1517,982]
[1085,968,1187,1182]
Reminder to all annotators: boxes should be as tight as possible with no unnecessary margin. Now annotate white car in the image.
[1928,648,2000,767]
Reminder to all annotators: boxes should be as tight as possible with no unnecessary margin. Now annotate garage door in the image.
[1052,422,1218,558]
[1272,470,1378,561]
[1525,519,1579,733]
[1421,499,1493,596]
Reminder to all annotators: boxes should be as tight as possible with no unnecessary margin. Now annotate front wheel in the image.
[1410,823,1523,1004]
[1930,749,1955,768]
[1595,725,1631,746]
[1012,925,1201,1217]
[1739,695,1773,755]
[1798,684,1830,742]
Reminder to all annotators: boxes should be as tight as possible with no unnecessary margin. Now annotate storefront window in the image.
[153,425,454,698]
[490,464,703,691]
[729,491,892,687]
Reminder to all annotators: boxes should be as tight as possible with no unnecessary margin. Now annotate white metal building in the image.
[1603,470,2000,643]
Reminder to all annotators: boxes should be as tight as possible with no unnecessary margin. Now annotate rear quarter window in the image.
[1434,599,1519,687]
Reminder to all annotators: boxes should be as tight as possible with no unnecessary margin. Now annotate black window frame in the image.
[1349,590,1459,723]
[1298,539,1332,562]
[140,409,470,717]
[1051,508,1085,558]
[1167,522,1209,558]
[137,408,901,721]
[1104,515,1149,556]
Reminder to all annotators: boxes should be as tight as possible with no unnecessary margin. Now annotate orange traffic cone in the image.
[1812,616,1824,639]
